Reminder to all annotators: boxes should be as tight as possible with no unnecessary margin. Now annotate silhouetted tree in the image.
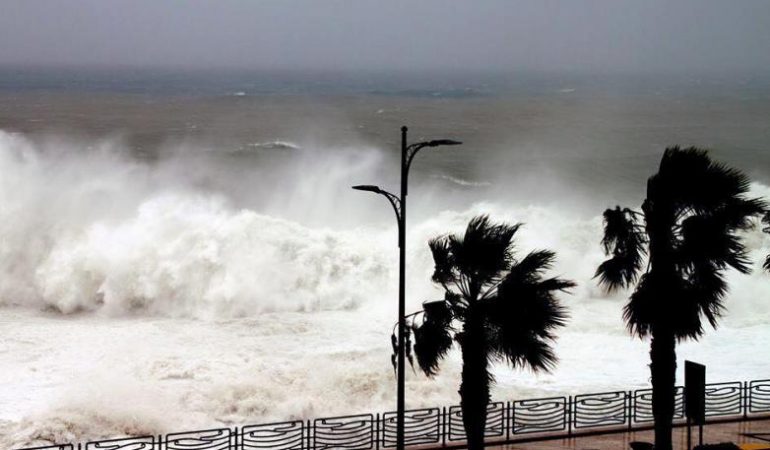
[596,147,765,450]
[400,215,573,450]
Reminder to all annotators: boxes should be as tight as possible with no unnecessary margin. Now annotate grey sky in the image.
[1,0,769,74]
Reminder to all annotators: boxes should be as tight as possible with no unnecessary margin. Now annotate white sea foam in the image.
[232,141,302,154]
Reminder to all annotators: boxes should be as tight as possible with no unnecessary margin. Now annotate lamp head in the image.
[352,184,382,193]
[426,139,462,147]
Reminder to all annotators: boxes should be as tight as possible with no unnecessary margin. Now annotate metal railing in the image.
[17,378,770,450]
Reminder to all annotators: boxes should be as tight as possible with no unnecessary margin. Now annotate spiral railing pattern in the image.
[704,382,743,417]
[381,407,441,448]
[633,386,685,423]
[166,428,234,450]
[312,414,375,450]
[573,391,628,429]
[447,401,505,442]
[749,379,770,413]
[511,396,568,434]
[84,437,155,450]
[241,421,304,450]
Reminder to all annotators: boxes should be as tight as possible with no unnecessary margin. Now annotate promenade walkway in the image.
[487,418,770,450]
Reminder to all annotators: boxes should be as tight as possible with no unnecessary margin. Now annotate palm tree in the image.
[399,215,573,450]
[596,147,765,450]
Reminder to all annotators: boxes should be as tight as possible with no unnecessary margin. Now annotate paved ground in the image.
[486,419,770,450]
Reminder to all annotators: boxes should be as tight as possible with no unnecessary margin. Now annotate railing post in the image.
[442,406,447,446]
[744,381,749,419]
[307,419,313,450]
[376,413,380,450]
[627,391,633,432]
[504,401,510,441]
[567,396,573,437]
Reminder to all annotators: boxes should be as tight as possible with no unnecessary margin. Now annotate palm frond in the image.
[619,146,763,342]
[486,256,573,371]
[686,263,727,331]
[423,216,573,379]
[622,273,657,338]
[493,278,571,338]
[448,216,520,296]
[404,327,415,371]
[656,146,757,215]
[429,236,456,285]
[719,197,767,230]
[412,300,454,377]
[521,339,559,372]
[595,206,647,291]
[508,250,556,283]
[623,264,724,340]
[488,327,559,372]
[677,213,753,274]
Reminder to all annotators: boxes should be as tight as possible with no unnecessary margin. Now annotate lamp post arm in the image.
[404,142,430,177]
[379,190,403,230]
[351,185,402,241]
[403,139,462,195]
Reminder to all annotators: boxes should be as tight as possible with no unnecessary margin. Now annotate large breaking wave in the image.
[3,128,770,323]
[0,130,405,317]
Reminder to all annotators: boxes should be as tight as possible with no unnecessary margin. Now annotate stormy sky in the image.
[1,0,769,74]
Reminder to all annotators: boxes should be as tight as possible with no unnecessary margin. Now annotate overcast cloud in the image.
[1,0,769,74]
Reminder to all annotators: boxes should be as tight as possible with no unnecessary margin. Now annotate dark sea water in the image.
[1,68,770,447]
[2,68,769,212]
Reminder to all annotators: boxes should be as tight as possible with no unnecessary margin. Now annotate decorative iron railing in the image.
[312,414,375,450]
[16,378,770,450]
[632,386,685,423]
[85,436,155,450]
[510,396,567,435]
[241,421,304,450]
[381,408,441,448]
[446,402,505,442]
[749,379,770,414]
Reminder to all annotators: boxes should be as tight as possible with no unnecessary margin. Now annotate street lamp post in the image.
[353,126,461,450]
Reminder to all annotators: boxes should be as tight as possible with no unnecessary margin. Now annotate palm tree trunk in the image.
[650,326,677,450]
[458,313,490,450]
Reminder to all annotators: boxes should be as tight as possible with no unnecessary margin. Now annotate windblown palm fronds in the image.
[596,147,765,450]
[399,215,573,450]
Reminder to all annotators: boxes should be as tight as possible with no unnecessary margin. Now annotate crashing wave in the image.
[433,173,492,187]
[247,141,301,151]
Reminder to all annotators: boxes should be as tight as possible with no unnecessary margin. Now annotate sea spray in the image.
[34,194,394,316]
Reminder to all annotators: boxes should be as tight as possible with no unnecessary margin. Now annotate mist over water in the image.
[2,77,770,447]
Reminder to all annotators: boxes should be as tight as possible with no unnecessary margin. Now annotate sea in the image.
[1,67,769,447]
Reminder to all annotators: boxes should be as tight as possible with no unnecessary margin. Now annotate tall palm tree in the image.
[596,147,765,450]
[400,215,573,450]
